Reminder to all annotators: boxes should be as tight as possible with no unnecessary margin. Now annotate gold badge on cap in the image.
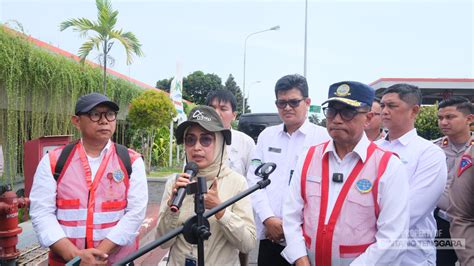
[335,84,351,97]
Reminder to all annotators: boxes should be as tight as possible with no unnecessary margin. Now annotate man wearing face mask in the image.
[246,74,330,266]
[282,81,409,266]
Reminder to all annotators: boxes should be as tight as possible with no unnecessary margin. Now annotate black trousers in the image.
[435,209,458,266]
[258,239,291,266]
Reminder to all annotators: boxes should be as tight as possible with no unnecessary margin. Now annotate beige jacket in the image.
[157,170,257,266]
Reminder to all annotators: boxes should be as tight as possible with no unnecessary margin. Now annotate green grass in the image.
[149,166,182,178]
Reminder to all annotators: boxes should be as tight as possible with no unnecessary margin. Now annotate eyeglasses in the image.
[184,134,215,147]
[79,110,117,122]
[275,98,306,109]
[323,107,367,121]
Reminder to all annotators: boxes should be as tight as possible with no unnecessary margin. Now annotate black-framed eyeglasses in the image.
[275,98,306,109]
[184,134,215,148]
[323,107,368,121]
[79,110,117,122]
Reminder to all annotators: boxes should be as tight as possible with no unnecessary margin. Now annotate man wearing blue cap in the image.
[282,81,410,265]
[30,93,148,265]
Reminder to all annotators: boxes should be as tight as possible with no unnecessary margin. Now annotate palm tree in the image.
[60,0,143,95]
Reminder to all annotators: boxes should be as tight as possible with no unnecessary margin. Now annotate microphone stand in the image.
[66,163,276,266]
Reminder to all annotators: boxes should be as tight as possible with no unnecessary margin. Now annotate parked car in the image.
[238,113,282,143]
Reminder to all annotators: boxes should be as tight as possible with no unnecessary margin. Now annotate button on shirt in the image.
[30,140,148,248]
[246,120,330,240]
[227,129,255,176]
[282,133,410,265]
[376,129,447,265]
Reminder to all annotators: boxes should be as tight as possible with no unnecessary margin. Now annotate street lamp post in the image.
[242,25,280,114]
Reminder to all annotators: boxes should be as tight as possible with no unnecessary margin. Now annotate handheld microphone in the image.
[170,162,199,213]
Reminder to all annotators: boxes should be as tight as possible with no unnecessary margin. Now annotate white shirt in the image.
[282,133,410,265]
[376,128,447,265]
[227,129,255,176]
[246,120,330,240]
[30,140,148,248]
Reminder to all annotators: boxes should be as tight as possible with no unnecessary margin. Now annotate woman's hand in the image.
[167,173,192,206]
[204,179,225,219]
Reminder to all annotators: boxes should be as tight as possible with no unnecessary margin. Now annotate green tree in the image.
[415,104,442,140]
[156,77,173,93]
[183,71,223,104]
[309,114,326,127]
[60,0,144,95]
[224,74,250,115]
[128,90,177,172]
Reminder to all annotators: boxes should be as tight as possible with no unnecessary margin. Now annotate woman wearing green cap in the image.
[157,105,256,265]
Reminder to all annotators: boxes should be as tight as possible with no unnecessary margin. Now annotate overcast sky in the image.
[1,0,472,113]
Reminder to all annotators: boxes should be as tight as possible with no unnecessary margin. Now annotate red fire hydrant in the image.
[0,185,30,264]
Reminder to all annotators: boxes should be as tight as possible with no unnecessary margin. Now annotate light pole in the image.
[242,25,280,114]
[304,0,308,77]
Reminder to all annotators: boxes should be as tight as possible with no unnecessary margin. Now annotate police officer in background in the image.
[434,96,473,265]
[377,84,447,265]
[246,74,329,266]
[282,81,409,265]
[448,136,474,265]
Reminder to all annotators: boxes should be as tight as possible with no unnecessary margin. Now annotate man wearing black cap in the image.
[282,81,410,265]
[30,93,148,265]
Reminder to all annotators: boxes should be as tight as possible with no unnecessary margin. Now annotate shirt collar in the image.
[385,128,418,146]
[280,120,312,136]
[324,133,371,163]
[80,139,112,157]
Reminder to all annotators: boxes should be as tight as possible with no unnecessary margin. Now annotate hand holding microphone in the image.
[170,162,199,212]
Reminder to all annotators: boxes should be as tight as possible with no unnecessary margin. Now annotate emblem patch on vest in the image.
[356,179,372,193]
[113,169,125,183]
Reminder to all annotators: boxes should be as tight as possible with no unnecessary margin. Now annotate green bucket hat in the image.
[175,105,232,145]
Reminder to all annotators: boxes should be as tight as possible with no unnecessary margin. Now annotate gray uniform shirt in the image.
[433,136,473,211]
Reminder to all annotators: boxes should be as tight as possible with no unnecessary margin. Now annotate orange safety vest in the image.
[300,141,394,265]
[48,142,141,265]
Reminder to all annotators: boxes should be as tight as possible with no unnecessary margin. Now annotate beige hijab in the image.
[184,126,232,181]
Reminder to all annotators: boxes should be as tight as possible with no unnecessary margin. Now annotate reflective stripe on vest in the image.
[56,208,125,224]
[301,142,394,265]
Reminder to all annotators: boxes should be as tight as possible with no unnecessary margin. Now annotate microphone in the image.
[170,162,199,213]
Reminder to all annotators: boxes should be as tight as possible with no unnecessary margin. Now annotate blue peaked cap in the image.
[322,81,375,107]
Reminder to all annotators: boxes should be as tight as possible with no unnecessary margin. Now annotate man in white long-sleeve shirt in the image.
[247,74,329,266]
[282,81,410,266]
[376,84,447,265]
[30,93,148,265]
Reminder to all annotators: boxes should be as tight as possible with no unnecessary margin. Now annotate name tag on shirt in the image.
[268,147,282,153]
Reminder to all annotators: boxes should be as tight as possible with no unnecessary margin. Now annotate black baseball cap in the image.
[75,93,119,115]
[175,105,232,145]
[322,81,375,107]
